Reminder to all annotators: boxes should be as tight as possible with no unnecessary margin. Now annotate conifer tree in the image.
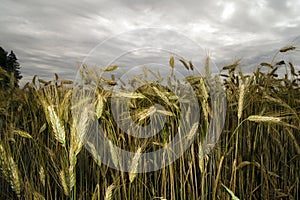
[0,47,8,89]
[6,50,22,87]
[0,47,22,89]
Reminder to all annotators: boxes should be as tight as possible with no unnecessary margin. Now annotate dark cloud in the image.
[0,0,299,85]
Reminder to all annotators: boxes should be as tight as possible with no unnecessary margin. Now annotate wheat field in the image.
[0,46,299,199]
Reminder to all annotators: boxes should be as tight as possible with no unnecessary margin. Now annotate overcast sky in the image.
[1,0,300,84]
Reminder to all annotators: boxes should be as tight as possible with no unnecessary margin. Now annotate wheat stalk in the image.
[198,77,210,125]
[68,103,93,192]
[279,45,296,52]
[91,184,100,200]
[59,169,69,196]
[47,105,66,146]
[137,106,157,122]
[104,184,115,200]
[33,191,46,200]
[103,65,119,72]
[113,90,146,99]
[129,147,142,183]
[247,115,281,123]
[13,129,33,139]
[237,83,245,120]
[109,140,119,168]
[39,166,45,187]
[186,122,199,141]
[0,142,21,198]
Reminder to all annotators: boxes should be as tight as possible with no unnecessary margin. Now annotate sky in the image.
[1,0,300,85]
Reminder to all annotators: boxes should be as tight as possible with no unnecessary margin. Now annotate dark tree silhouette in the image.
[6,50,22,87]
[0,47,22,89]
[0,47,8,89]
[0,47,7,68]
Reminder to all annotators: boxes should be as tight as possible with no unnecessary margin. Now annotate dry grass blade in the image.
[263,95,299,120]
[236,161,252,170]
[212,156,224,200]
[222,184,240,200]
[285,128,300,154]
[92,184,100,200]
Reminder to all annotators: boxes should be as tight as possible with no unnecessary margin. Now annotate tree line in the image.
[0,46,22,89]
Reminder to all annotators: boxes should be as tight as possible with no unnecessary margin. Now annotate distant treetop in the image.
[0,47,22,89]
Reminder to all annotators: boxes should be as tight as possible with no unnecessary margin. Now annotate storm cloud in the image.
[0,0,299,84]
